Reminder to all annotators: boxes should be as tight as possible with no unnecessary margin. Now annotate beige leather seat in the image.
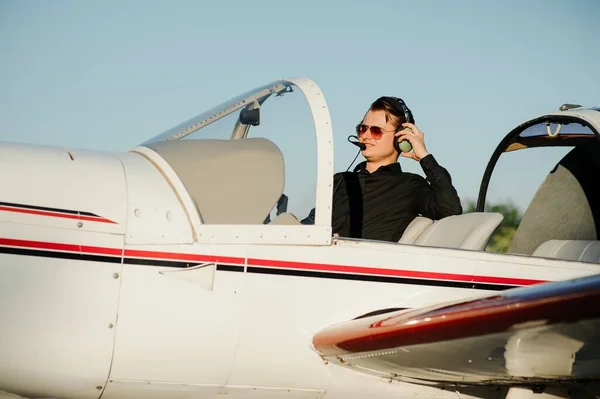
[268,212,300,225]
[147,138,285,224]
[400,212,504,251]
[532,240,600,263]
[398,216,434,244]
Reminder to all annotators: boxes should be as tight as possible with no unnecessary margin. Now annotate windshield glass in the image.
[143,81,290,144]
[246,86,318,223]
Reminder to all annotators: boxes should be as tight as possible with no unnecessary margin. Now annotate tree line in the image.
[463,199,523,253]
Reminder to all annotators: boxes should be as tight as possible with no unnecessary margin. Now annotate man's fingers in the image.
[402,123,423,137]
[395,131,410,141]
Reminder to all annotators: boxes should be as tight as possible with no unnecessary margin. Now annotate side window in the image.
[247,88,318,224]
[480,146,571,252]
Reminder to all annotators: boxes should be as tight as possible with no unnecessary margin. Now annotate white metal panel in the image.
[130,146,202,230]
[119,152,194,244]
[194,225,331,245]
[0,142,126,235]
[0,224,123,399]
[333,238,600,283]
[101,373,495,399]
[101,380,325,399]
[108,243,246,385]
[228,248,471,391]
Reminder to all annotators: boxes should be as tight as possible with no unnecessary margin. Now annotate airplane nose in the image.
[0,252,121,398]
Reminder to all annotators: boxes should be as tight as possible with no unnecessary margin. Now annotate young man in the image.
[302,96,462,242]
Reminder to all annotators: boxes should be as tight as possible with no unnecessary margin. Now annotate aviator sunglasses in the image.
[355,123,395,140]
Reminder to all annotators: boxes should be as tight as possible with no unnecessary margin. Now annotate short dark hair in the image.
[368,97,409,131]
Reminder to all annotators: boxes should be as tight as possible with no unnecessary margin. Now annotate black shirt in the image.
[302,154,462,242]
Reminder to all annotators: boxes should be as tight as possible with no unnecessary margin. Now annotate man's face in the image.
[358,109,398,162]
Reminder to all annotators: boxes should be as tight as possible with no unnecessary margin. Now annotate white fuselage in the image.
[0,142,597,399]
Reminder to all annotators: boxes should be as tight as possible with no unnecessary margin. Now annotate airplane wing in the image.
[312,273,600,389]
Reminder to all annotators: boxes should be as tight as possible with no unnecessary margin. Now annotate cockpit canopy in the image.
[136,78,334,245]
[477,106,600,255]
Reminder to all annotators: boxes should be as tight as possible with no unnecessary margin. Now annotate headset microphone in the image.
[347,135,366,151]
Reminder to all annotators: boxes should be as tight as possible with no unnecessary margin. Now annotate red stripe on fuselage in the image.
[0,238,245,264]
[247,258,546,287]
[0,206,116,224]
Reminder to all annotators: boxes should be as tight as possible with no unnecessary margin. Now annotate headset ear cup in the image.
[398,139,413,153]
[394,128,414,153]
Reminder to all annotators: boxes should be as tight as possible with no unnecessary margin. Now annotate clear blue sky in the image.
[1,0,598,213]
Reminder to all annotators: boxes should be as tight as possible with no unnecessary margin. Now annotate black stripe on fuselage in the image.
[0,245,514,291]
[123,258,245,272]
[124,257,201,268]
[0,246,122,263]
[246,266,515,291]
[0,201,99,217]
[217,264,245,272]
[0,245,246,272]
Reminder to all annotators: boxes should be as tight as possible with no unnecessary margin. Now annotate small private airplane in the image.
[0,77,599,399]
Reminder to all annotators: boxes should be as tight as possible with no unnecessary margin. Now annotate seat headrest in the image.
[413,212,504,251]
[533,240,600,263]
[398,216,433,244]
[147,138,284,224]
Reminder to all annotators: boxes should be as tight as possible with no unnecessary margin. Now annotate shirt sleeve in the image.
[412,154,463,219]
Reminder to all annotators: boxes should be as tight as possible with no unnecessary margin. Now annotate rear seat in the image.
[399,212,504,251]
[398,216,433,245]
[532,240,600,263]
[147,137,285,225]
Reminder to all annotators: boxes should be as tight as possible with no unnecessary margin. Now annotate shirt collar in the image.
[353,161,403,175]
